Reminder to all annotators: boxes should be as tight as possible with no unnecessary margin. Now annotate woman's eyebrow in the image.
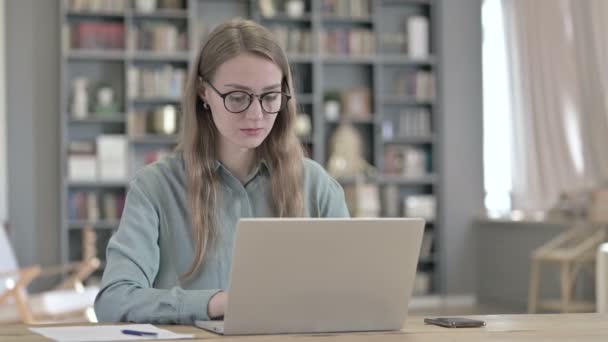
[224,83,282,91]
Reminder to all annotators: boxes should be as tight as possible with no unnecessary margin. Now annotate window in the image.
[482,0,513,217]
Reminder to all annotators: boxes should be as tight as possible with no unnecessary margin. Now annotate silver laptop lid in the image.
[223,218,425,335]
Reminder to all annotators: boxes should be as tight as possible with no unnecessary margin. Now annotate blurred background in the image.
[1,0,608,324]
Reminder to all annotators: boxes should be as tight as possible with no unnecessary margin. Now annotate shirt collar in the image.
[213,158,271,177]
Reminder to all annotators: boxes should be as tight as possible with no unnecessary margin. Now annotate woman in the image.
[94,18,349,324]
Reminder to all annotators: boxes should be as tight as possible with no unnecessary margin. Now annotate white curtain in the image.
[502,0,608,212]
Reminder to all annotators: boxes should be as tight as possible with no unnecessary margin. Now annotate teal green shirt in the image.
[94,153,349,324]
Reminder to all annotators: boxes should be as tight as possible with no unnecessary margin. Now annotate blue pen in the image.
[121,329,158,337]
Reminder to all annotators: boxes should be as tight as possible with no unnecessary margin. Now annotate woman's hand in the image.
[208,291,228,319]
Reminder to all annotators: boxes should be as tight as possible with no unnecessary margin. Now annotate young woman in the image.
[94,18,349,324]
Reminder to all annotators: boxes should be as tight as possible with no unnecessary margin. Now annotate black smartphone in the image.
[424,317,486,328]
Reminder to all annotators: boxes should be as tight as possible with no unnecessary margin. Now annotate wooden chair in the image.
[528,222,606,313]
[0,225,101,324]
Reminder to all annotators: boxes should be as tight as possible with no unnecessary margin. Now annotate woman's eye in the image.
[229,94,247,103]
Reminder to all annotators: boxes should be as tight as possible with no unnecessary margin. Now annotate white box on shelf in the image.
[402,146,427,177]
[404,195,436,221]
[97,135,128,181]
[68,154,98,181]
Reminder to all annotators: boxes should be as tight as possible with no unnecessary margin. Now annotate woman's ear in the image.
[197,76,207,101]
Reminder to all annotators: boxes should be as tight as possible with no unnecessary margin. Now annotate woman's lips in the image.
[240,128,263,136]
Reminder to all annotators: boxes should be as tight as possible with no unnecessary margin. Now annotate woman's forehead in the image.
[213,53,283,86]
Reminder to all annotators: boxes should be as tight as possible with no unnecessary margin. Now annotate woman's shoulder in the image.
[129,152,186,195]
[301,157,341,190]
[302,157,328,177]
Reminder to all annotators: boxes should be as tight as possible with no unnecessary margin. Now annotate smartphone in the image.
[424,317,486,328]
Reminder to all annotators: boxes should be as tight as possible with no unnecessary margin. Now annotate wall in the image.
[438,0,484,296]
[5,0,60,278]
[476,220,594,311]
[0,0,6,224]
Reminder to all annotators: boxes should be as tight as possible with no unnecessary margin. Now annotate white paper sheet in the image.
[29,324,194,342]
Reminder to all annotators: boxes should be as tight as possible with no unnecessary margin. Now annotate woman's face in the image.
[201,52,283,152]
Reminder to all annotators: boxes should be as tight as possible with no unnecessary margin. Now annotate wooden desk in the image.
[3,314,608,341]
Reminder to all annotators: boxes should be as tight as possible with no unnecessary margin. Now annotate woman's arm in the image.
[94,180,221,324]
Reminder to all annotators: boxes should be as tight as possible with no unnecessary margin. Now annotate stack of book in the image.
[321,0,370,18]
[384,145,429,177]
[398,109,432,137]
[270,27,313,55]
[68,191,125,223]
[132,22,188,52]
[68,141,97,182]
[393,70,435,101]
[382,109,432,139]
[321,29,375,56]
[70,22,125,50]
[68,136,128,182]
[127,65,186,99]
[68,0,127,12]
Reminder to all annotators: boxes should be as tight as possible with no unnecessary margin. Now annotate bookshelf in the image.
[60,0,442,296]
[59,0,194,280]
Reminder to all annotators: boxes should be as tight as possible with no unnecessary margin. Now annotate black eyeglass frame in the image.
[202,78,292,114]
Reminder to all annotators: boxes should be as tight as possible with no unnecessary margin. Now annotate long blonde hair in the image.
[176,18,305,279]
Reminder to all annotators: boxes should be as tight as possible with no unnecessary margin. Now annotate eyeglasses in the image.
[203,79,291,114]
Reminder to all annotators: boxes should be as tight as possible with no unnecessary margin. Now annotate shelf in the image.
[67,180,128,188]
[129,135,178,144]
[67,49,126,61]
[261,13,313,23]
[383,136,435,144]
[130,51,190,62]
[66,11,125,19]
[326,117,376,125]
[68,220,120,230]
[130,9,189,20]
[68,115,126,124]
[288,54,315,63]
[336,174,436,185]
[382,97,435,106]
[323,54,375,64]
[382,0,432,6]
[131,97,182,106]
[380,54,436,65]
[322,16,374,25]
[380,174,437,185]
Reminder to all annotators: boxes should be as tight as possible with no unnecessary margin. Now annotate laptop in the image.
[195,217,425,335]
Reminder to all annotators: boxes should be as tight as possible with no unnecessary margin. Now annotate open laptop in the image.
[195,218,425,335]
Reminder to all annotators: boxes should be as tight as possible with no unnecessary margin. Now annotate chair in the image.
[597,243,608,313]
[528,222,606,313]
[0,224,101,324]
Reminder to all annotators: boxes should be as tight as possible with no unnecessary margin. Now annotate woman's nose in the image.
[244,98,264,120]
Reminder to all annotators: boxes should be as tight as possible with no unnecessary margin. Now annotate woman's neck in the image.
[218,142,257,183]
